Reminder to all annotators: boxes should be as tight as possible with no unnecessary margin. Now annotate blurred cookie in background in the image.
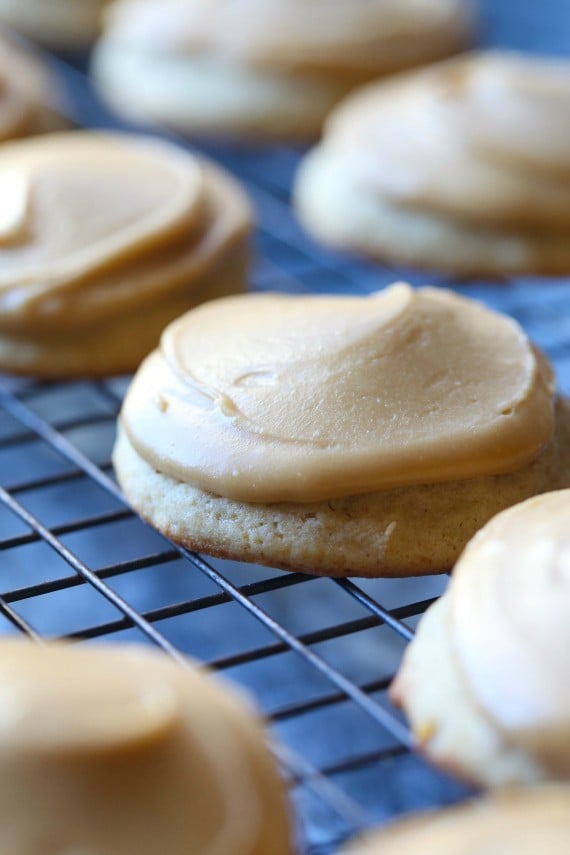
[294,52,570,276]
[0,0,109,50]
[0,131,252,377]
[92,0,473,140]
[0,639,293,855]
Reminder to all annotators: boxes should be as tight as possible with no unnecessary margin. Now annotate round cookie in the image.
[92,0,472,140]
[294,52,570,275]
[391,490,570,785]
[342,786,570,854]
[0,131,251,377]
[114,285,570,577]
[0,0,109,49]
[0,639,293,854]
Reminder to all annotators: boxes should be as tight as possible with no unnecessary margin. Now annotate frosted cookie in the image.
[0,639,293,854]
[0,131,251,377]
[295,52,570,276]
[113,283,570,578]
[0,0,109,49]
[342,786,570,854]
[391,490,570,785]
[0,32,62,140]
[91,0,472,140]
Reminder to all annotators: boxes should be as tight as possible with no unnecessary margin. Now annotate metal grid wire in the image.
[0,1,569,851]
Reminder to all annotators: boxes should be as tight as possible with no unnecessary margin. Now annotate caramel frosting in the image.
[0,640,292,854]
[121,284,554,503]
[343,787,570,854]
[102,0,471,83]
[448,490,570,772]
[321,52,570,234]
[0,131,250,358]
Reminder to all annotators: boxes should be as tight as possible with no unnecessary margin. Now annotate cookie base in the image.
[113,397,570,578]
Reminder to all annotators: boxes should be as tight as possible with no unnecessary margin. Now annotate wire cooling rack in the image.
[1,1,569,851]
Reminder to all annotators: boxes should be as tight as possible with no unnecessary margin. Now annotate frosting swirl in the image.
[121,284,554,503]
[0,132,251,373]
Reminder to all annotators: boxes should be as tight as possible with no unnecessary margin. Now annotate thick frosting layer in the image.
[0,641,291,854]
[0,131,251,338]
[102,0,471,81]
[450,490,570,771]
[344,787,570,854]
[322,52,570,233]
[121,284,554,503]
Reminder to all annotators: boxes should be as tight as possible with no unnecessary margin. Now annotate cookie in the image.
[0,639,292,854]
[114,284,570,577]
[294,52,570,275]
[392,489,570,785]
[92,0,472,140]
[0,131,251,377]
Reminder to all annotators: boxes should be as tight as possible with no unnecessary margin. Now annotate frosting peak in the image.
[121,284,554,503]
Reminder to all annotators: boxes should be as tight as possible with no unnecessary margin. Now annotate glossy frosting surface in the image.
[122,284,554,502]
